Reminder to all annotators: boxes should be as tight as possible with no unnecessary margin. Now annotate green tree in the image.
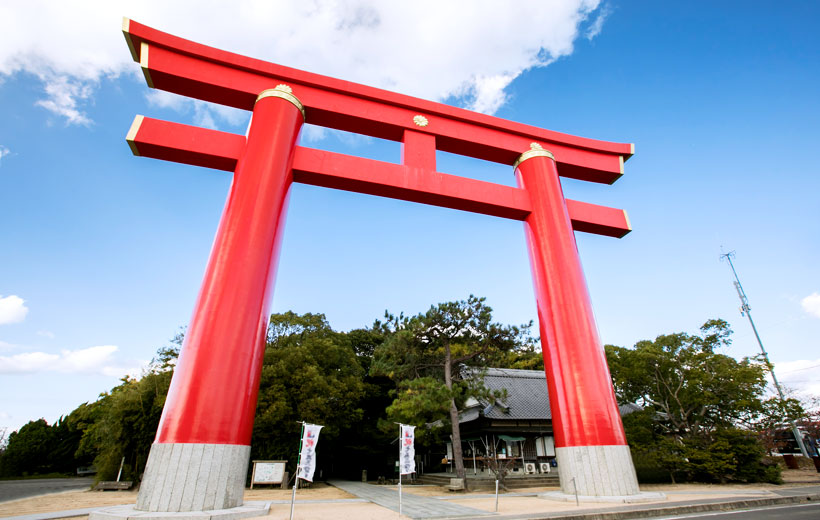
[251,312,368,477]
[76,334,181,482]
[606,319,767,437]
[0,419,55,476]
[341,327,397,478]
[49,413,90,474]
[77,370,172,481]
[798,396,820,450]
[371,295,533,484]
[0,405,102,478]
[753,394,806,455]
[606,319,780,483]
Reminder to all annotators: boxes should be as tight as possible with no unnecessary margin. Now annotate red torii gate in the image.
[121,18,640,514]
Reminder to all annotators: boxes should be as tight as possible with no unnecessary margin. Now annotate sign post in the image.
[290,422,323,520]
[289,423,303,520]
[398,424,416,516]
[250,461,287,489]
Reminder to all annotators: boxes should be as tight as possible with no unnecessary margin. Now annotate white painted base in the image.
[89,501,269,520]
[134,443,251,512]
[555,444,640,497]
[540,491,666,503]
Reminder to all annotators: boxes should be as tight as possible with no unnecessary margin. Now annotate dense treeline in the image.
[606,319,807,484]
[0,299,806,484]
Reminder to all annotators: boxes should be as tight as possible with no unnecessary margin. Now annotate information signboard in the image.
[250,460,287,488]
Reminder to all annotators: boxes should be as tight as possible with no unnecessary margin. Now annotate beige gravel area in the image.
[1,469,817,520]
[0,485,354,519]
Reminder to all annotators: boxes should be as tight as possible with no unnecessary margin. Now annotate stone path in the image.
[0,478,95,503]
[2,508,101,520]
[327,480,493,519]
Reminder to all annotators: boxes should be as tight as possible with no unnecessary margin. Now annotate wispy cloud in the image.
[585,3,612,40]
[1,1,605,126]
[0,145,10,166]
[0,345,141,377]
[145,91,247,131]
[301,125,328,143]
[0,295,28,325]
[34,75,94,126]
[772,358,820,398]
[36,330,55,339]
[801,292,820,318]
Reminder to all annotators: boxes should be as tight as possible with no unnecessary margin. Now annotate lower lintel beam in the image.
[126,116,630,237]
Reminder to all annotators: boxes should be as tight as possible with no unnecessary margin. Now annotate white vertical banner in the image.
[296,423,323,482]
[399,424,416,475]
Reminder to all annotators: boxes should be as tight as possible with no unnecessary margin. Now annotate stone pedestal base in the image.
[555,444,640,497]
[135,443,251,512]
[88,501,269,520]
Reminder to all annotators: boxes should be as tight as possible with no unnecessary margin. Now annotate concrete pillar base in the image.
[135,443,251,512]
[555,445,640,497]
[88,501,269,520]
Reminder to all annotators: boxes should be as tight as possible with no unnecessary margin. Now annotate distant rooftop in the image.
[462,368,637,424]
[463,368,552,422]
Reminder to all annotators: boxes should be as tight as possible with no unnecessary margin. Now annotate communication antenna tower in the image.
[720,251,808,457]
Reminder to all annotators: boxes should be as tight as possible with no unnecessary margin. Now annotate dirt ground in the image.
[1,469,817,519]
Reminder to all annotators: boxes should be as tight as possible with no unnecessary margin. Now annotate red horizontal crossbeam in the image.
[127,116,630,238]
[123,19,633,185]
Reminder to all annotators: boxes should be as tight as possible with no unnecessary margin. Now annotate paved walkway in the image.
[771,484,820,497]
[328,480,493,519]
[0,478,94,503]
[2,507,101,520]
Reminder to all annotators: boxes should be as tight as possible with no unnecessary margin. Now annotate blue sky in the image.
[1,1,819,435]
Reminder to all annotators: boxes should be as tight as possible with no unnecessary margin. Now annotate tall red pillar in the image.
[515,144,639,497]
[136,85,304,513]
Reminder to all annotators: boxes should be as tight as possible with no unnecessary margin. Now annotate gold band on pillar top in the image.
[513,142,555,170]
[256,85,306,120]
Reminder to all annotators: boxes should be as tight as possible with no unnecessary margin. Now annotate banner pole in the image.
[398,423,402,517]
[290,422,305,520]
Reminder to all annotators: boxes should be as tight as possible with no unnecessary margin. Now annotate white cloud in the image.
[457,73,519,115]
[60,345,117,372]
[801,292,820,318]
[144,90,188,112]
[36,330,55,339]
[0,1,604,126]
[0,295,28,325]
[146,91,248,130]
[0,351,60,372]
[0,345,140,377]
[585,3,611,40]
[302,124,329,143]
[0,145,10,166]
[102,364,144,379]
[35,76,94,125]
[771,358,820,399]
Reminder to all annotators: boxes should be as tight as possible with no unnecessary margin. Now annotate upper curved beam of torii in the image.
[122,18,633,238]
